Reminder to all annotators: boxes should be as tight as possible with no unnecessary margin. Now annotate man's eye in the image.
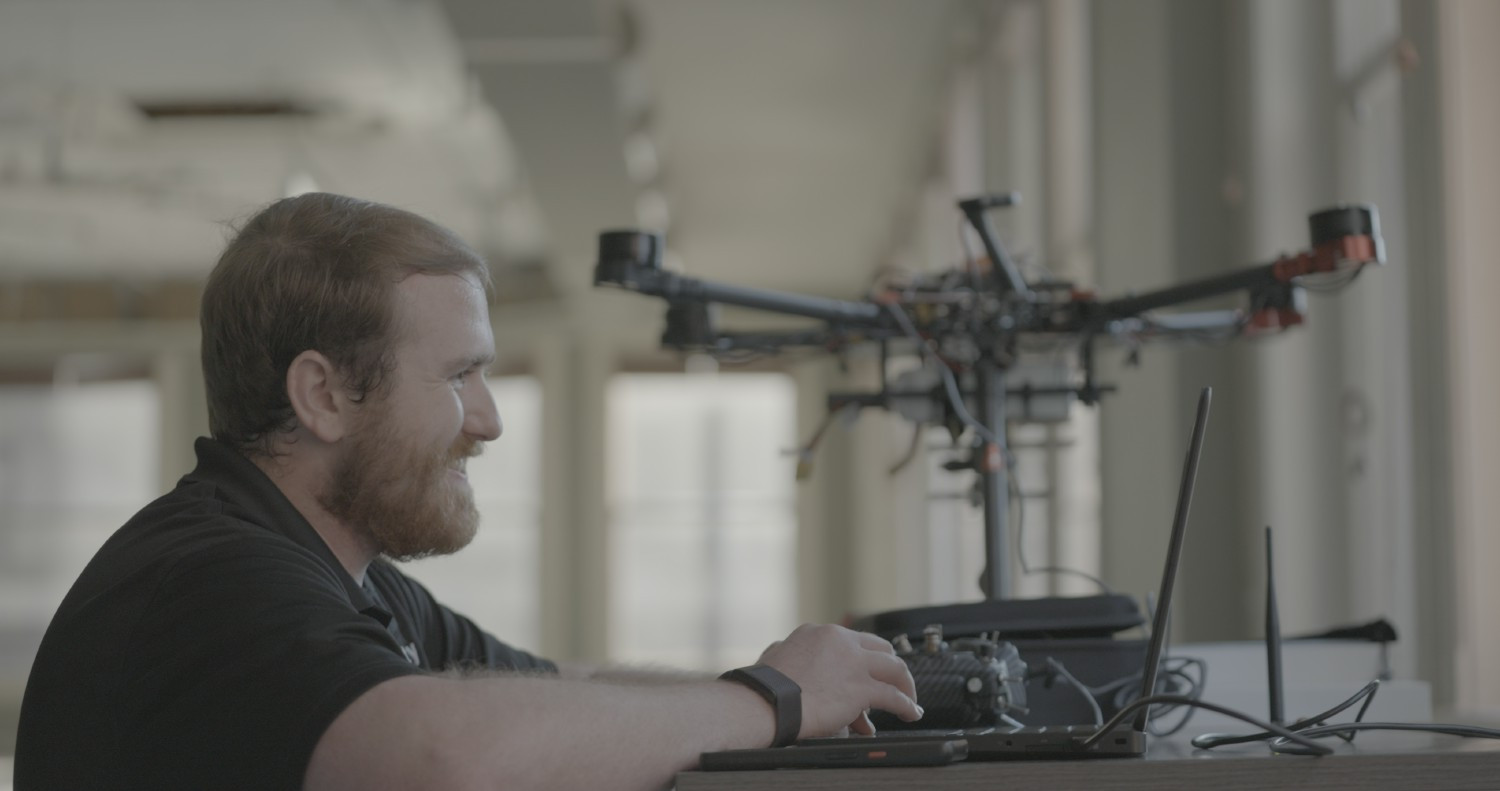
[453,365,491,386]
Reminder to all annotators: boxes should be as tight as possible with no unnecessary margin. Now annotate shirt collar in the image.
[183,437,391,625]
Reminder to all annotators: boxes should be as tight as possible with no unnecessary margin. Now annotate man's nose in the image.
[464,380,502,441]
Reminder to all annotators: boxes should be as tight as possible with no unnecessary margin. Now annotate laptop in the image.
[799,385,1213,760]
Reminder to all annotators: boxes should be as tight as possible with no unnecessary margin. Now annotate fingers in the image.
[852,634,921,723]
[855,631,897,654]
[869,684,923,723]
[866,652,918,701]
[849,710,876,736]
[864,669,918,723]
[871,653,922,722]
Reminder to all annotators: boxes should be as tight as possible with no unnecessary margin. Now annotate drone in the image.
[594,194,1383,600]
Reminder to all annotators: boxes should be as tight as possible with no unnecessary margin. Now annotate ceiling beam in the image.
[437,0,640,294]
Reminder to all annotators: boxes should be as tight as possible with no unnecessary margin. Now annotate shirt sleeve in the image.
[368,561,557,674]
[116,535,426,790]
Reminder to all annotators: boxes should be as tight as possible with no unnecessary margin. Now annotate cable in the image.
[883,302,999,446]
[888,422,924,475]
[1076,695,1334,755]
[1124,592,1206,737]
[1007,461,1114,594]
[1184,677,1500,755]
[1028,648,1205,738]
[1191,679,1381,750]
[1146,659,1207,736]
[1041,649,1207,739]
[1044,657,1104,726]
[1095,656,1208,737]
[789,402,858,481]
[1270,722,1500,755]
[886,300,1113,595]
[1156,659,1207,736]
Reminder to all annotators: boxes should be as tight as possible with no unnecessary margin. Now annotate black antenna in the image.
[1265,526,1285,725]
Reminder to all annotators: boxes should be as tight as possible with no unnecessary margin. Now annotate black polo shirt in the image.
[16,437,554,790]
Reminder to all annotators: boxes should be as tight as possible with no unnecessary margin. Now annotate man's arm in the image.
[305,623,920,791]
[554,662,713,684]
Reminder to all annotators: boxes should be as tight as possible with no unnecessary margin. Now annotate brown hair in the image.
[201,192,490,456]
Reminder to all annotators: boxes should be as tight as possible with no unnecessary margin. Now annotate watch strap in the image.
[719,664,802,747]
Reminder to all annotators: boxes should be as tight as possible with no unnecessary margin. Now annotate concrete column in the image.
[1166,0,1246,642]
[1399,0,1456,711]
[1043,0,1102,598]
[1436,0,1500,713]
[792,358,852,624]
[1234,0,1350,636]
[1092,0,1184,607]
[535,331,613,662]
[1330,0,1420,687]
[534,331,573,660]
[986,0,1046,265]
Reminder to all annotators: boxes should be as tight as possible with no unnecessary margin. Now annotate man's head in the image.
[202,192,491,453]
[201,193,500,560]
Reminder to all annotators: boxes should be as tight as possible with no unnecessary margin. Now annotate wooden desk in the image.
[676,732,1500,790]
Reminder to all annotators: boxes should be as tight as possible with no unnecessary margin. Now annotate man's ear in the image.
[286,350,351,444]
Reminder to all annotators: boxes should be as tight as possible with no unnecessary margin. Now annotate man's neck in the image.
[251,452,378,585]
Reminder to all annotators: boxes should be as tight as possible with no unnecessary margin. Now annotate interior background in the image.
[2,0,1497,776]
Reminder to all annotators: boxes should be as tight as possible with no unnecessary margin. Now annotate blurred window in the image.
[606,373,798,671]
[0,378,161,688]
[925,425,987,603]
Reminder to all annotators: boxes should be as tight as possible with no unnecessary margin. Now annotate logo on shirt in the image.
[400,642,420,665]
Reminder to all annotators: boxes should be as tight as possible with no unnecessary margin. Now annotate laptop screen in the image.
[1132,386,1211,733]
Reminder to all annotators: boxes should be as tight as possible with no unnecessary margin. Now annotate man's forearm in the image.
[555,661,718,685]
[308,623,922,791]
[307,672,775,791]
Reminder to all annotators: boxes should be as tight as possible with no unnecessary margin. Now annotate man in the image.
[15,193,921,790]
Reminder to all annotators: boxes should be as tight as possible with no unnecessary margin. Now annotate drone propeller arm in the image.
[1098,264,1282,320]
[1094,204,1382,323]
[595,230,890,327]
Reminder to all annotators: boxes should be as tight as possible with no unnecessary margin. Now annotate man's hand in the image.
[756,623,922,738]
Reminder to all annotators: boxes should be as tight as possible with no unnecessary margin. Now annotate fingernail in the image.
[916,705,925,718]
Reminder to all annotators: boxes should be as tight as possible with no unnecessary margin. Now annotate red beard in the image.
[320,411,483,561]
